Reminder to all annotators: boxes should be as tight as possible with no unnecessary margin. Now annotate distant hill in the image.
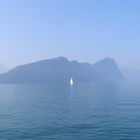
[92,58,123,81]
[0,63,8,74]
[0,57,123,83]
[122,69,140,81]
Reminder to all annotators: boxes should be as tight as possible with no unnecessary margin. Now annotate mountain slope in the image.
[92,58,123,81]
[0,57,123,83]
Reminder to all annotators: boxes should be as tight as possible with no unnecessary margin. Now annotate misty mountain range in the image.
[0,57,123,83]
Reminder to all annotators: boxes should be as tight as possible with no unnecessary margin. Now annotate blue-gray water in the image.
[0,82,140,139]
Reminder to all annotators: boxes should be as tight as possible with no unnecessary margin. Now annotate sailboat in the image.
[70,78,74,85]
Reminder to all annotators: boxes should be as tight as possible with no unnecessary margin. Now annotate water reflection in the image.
[0,82,139,139]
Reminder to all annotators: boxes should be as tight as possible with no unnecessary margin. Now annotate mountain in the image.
[0,63,8,74]
[122,69,140,81]
[92,58,123,81]
[0,57,123,83]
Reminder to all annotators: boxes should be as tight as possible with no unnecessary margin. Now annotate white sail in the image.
[70,78,74,85]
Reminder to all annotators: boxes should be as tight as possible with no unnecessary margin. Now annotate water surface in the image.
[0,82,140,139]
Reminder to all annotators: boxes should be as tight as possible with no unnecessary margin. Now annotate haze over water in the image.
[0,0,140,139]
[0,82,140,139]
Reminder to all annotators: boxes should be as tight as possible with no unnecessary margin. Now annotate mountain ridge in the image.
[0,57,123,83]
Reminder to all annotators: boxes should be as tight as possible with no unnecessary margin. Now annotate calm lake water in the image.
[0,82,140,139]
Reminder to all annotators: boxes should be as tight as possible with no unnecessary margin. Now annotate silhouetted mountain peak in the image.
[49,57,69,63]
[92,58,123,81]
[96,57,115,64]
[93,57,116,67]
[0,57,123,83]
[104,57,114,61]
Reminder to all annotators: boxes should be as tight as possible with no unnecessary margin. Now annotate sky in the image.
[0,0,140,69]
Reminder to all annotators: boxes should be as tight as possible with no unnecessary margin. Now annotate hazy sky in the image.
[0,0,140,69]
